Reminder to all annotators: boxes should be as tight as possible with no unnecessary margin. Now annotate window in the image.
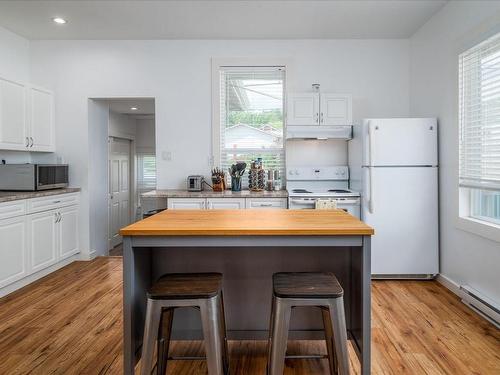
[459,32,500,227]
[215,66,285,178]
[137,154,156,190]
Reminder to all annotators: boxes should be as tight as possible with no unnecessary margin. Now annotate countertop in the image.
[0,188,81,203]
[120,209,374,236]
[141,189,289,198]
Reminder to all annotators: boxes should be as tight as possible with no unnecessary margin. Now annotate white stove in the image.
[287,166,360,217]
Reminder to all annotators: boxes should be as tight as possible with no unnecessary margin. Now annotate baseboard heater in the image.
[372,274,436,280]
[459,285,500,329]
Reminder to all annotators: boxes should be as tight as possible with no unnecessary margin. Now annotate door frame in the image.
[108,136,135,251]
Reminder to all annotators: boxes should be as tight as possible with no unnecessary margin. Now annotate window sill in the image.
[455,216,500,243]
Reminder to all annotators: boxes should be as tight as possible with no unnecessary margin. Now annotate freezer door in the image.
[363,118,437,166]
[362,166,439,275]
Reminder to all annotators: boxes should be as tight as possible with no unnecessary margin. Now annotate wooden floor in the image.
[0,257,499,374]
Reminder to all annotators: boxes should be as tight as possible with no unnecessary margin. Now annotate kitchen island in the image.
[120,209,374,374]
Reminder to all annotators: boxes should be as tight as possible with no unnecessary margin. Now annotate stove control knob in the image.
[289,170,294,175]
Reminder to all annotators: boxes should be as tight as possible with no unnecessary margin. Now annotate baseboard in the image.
[436,274,499,328]
[435,274,461,295]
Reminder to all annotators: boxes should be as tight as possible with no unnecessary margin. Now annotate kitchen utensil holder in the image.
[231,177,242,192]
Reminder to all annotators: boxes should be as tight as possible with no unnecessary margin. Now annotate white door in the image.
[0,216,28,288]
[287,93,319,125]
[108,137,131,249]
[167,198,206,209]
[207,198,245,209]
[59,205,79,260]
[28,86,55,152]
[28,210,58,273]
[0,77,27,151]
[362,166,439,275]
[320,94,352,126]
[363,118,438,166]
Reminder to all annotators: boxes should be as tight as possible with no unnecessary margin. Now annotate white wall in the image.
[135,118,155,153]
[27,39,409,255]
[410,1,500,302]
[108,110,136,139]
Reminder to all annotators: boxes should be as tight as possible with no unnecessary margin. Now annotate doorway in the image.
[88,97,156,257]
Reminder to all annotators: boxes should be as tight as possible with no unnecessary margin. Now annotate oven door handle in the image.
[335,199,360,205]
[289,199,316,205]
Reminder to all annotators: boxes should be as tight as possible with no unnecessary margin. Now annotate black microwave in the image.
[0,164,69,191]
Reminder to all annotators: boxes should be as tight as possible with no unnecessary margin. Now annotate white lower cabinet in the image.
[28,210,58,273]
[0,216,28,288]
[167,198,206,209]
[207,198,245,209]
[0,194,80,295]
[59,205,79,260]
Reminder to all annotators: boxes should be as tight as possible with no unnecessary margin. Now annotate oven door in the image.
[288,197,317,209]
[36,165,69,190]
[334,198,361,218]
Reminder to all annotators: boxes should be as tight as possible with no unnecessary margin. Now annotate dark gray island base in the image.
[120,209,373,375]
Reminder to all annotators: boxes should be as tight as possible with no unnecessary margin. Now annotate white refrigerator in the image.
[349,118,439,278]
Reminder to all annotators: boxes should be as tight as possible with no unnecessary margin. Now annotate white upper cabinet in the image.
[0,77,27,150]
[287,92,352,126]
[0,76,55,152]
[28,85,55,152]
[320,94,352,126]
[287,93,319,125]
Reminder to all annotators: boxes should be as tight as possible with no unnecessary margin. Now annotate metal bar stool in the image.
[267,272,349,375]
[141,273,229,375]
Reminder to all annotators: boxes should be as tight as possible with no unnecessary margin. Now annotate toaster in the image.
[187,175,205,191]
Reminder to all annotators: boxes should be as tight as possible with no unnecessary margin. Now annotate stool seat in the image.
[273,272,343,298]
[148,273,223,300]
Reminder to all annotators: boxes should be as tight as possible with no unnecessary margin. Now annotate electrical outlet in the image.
[162,151,172,161]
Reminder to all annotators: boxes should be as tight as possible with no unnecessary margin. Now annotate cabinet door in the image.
[287,93,319,125]
[0,216,28,288]
[167,198,206,209]
[28,86,55,152]
[0,77,27,151]
[245,198,288,209]
[207,198,245,209]
[320,94,352,125]
[28,210,58,273]
[58,205,79,260]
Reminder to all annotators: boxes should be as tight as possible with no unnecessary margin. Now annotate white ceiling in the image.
[0,0,448,40]
[106,98,155,116]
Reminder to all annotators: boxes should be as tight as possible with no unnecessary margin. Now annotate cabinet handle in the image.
[59,213,62,222]
[53,200,61,204]
[320,112,324,123]
[25,137,29,148]
[259,203,273,207]
[30,137,34,147]
[55,213,59,223]
[315,113,319,123]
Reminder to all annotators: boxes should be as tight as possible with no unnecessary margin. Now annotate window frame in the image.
[456,27,500,243]
[211,58,291,171]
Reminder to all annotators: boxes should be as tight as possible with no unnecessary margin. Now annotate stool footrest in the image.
[285,354,329,360]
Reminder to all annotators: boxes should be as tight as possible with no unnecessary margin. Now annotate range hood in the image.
[286,125,352,140]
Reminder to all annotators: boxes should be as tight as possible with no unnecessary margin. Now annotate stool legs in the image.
[141,299,162,375]
[218,292,230,374]
[157,308,174,375]
[322,307,338,375]
[268,296,292,375]
[200,295,226,375]
[328,297,349,375]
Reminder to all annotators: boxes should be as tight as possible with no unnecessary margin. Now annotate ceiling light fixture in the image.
[53,17,67,24]
[130,107,138,111]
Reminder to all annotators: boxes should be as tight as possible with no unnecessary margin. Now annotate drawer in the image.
[0,200,27,220]
[28,193,80,214]
[245,198,288,209]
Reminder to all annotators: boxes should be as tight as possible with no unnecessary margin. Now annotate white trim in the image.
[436,273,461,295]
[211,57,292,168]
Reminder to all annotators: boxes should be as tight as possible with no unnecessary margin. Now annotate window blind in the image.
[219,66,285,178]
[459,32,500,191]
[137,154,156,190]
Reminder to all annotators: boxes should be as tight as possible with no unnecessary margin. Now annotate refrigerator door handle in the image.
[368,122,375,166]
[367,167,374,214]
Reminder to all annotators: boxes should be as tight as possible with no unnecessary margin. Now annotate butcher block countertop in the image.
[120,209,374,236]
